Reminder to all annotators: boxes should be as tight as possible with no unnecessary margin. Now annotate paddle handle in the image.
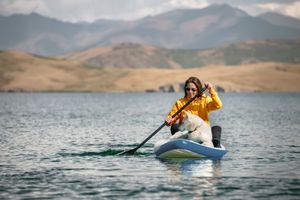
[171,92,200,118]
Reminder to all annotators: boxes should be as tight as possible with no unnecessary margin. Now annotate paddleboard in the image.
[154,139,227,159]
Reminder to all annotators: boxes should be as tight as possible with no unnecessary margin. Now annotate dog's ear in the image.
[183,111,190,119]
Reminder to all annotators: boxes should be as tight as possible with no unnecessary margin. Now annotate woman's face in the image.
[185,82,198,98]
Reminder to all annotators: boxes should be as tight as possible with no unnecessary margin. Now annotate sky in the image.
[1,0,300,23]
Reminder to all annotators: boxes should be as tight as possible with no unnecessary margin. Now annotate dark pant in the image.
[211,126,222,148]
[170,124,222,148]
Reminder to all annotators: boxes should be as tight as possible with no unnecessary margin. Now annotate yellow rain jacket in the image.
[167,88,222,125]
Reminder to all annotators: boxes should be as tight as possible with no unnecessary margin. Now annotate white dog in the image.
[170,111,214,147]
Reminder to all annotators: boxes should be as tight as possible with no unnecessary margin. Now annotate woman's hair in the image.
[184,76,203,97]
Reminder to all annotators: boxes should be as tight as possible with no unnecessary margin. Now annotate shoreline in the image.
[1,90,299,94]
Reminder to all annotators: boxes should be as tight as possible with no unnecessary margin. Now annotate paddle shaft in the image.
[134,91,202,149]
[120,87,206,155]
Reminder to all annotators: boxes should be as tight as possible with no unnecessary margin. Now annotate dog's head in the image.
[182,111,204,131]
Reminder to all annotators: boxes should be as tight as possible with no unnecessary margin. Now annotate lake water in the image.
[0,92,299,199]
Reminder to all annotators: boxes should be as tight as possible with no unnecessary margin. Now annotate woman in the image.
[165,76,223,147]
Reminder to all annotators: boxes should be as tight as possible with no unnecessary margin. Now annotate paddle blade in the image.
[117,147,138,156]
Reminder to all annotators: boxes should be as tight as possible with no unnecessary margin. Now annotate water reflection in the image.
[159,158,222,198]
[160,158,222,178]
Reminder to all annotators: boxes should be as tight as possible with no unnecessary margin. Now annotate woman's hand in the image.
[204,82,213,90]
[165,116,173,125]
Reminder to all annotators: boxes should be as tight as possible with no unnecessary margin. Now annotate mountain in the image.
[1,4,300,56]
[259,12,300,30]
[0,13,88,55]
[61,39,300,68]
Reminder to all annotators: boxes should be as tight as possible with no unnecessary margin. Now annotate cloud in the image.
[0,0,209,22]
[0,0,47,15]
[168,0,209,8]
[258,1,300,18]
[1,0,300,22]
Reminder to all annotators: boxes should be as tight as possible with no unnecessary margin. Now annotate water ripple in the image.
[1,93,300,199]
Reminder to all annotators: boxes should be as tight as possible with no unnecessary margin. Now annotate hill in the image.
[61,39,300,68]
[1,50,300,93]
[61,43,182,69]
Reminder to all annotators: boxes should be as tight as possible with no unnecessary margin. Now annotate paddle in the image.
[118,86,207,155]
